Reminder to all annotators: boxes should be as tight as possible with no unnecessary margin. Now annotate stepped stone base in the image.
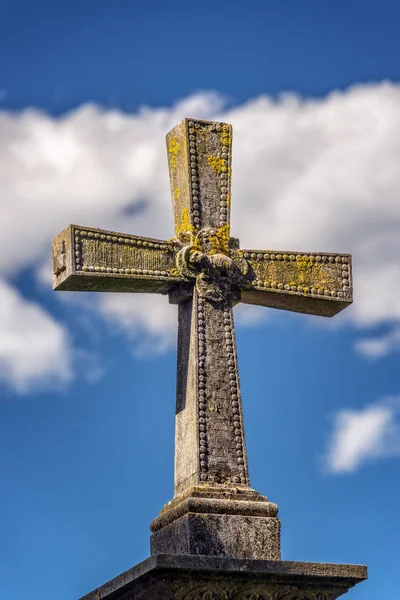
[151,512,281,560]
[80,488,366,599]
[79,554,367,600]
[150,486,281,560]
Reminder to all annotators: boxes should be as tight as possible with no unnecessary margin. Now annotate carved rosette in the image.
[176,227,248,304]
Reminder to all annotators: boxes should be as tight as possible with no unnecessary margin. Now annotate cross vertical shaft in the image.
[175,293,249,495]
[166,119,249,494]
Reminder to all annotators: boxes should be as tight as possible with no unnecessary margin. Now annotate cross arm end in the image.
[52,225,185,294]
[237,249,353,318]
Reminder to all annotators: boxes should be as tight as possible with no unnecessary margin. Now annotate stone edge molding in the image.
[150,496,279,532]
[79,554,368,600]
[151,487,279,532]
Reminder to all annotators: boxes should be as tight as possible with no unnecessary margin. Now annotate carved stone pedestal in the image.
[150,487,281,560]
[79,554,367,600]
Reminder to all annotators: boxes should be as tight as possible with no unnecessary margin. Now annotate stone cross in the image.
[52,118,353,562]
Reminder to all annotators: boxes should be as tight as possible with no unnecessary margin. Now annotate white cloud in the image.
[325,397,400,473]
[355,326,400,358]
[1,82,400,390]
[233,303,269,327]
[0,279,73,393]
[224,84,400,337]
[0,92,223,277]
[98,293,177,356]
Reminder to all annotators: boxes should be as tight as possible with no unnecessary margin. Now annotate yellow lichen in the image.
[208,224,231,255]
[168,136,180,169]
[208,155,227,174]
[174,187,180,200]
[226,194,231,207]
[218,223,231,250]
[296,255,313,271]
[220,124,232,147]
[175,207,197,240]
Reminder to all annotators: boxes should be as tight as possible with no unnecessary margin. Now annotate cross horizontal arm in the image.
[52,225,184,293]
[236,249,352,317]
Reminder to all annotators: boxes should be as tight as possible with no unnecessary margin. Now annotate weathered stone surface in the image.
[151,487,279,530]
[151,513,281,560]
[52,225,181,292]
[174,290,249,493]
[151,487,280,560]
[78,554,367,600]
[52,118,365,600]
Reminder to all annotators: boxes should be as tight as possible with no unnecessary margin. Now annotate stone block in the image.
[150,487,281,561]
[79,554,367,600]
[151,512,281,560]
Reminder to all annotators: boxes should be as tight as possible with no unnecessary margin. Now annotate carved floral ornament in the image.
[175,226,249,303]
[127,580,345,600]
[174,583,344,600]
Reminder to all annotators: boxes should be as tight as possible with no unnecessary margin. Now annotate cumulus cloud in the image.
[1,82,400,391]
[0,279,73,393]
[226,84,400,335]
[325,397,400,473]
[354,326,400,358]
[98,293,177,355]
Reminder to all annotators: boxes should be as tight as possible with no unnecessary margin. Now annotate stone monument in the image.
[52,119,367,599]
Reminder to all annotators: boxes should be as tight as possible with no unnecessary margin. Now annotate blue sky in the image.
[0,2,399,599]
